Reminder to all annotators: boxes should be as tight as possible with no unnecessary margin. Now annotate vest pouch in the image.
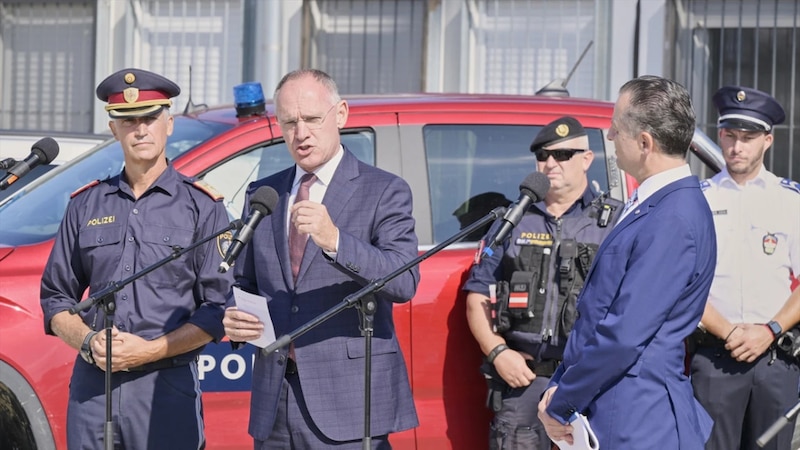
[493,281,512,333]
[507,271,535,318]
[507,270,547,333]
[558,242,599,338]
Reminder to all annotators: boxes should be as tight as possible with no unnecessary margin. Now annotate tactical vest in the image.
[491,195,617,346]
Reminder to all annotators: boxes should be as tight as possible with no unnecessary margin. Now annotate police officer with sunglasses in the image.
[464,116,622,450]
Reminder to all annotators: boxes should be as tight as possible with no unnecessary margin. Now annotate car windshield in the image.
[0,117,233,246]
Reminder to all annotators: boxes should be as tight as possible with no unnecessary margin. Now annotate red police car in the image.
[0,90,723,449]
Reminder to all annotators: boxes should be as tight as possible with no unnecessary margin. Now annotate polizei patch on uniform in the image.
[217,230,233,260]
[763,233,778,255]
[86,216,115,226]
[516,231,553,247]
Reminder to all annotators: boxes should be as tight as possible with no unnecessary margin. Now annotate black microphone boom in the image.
[219,185,279,273]
[482,171,550,258]
[0,137,60,190]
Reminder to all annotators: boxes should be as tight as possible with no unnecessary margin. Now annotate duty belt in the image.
[532,359,561,377]
[689,329,727,348]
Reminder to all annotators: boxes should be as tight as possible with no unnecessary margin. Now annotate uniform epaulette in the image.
[779,178,800,195]
[189,179,224,201]
[70,180,100,198]
[699,180,711,191]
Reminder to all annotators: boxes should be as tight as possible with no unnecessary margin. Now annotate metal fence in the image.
[674,0,799,180]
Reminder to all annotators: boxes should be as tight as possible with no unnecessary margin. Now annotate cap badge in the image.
[123,87,140,104]
[736,90,746,102]
[555,124,569,137]
[124,72,136,84]
[763,232,777,255]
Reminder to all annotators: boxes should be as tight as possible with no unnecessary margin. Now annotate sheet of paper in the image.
[232,286,276,349]
[555,412,600,450]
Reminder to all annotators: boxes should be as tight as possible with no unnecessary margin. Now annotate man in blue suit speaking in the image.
[222,69,419,449]
[537,76,716,449]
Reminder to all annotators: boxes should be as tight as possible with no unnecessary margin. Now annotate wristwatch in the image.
[80,331,99,365]
[767,320,783,339]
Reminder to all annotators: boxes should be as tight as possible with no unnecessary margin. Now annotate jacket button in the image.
[291,305,299,313]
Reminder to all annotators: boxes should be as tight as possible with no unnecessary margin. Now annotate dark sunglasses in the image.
[534,148,586,162]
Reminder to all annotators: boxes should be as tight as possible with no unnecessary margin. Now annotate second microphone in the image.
[219,186,280,273]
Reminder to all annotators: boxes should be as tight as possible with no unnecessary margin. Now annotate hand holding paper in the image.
[231,286,276,348]
[555,413,599,450]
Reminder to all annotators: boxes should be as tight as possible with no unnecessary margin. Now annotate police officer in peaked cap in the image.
[41,67,233,450]
[464,115,622,450]
[691,86,800,450]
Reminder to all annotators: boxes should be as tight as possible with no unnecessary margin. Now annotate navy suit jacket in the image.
[234,149,420,441]
[545,175,715,449]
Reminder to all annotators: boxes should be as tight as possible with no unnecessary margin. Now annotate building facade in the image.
[0,0,797,179]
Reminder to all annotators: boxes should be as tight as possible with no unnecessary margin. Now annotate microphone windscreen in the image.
[519,171,550,202]
[31,137,60,164]
[250,186,279,215]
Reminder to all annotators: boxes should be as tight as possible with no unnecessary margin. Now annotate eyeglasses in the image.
[278,103,338,132]
[534,148,586,162]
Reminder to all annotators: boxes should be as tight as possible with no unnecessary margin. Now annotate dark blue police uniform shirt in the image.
[41,164,232,354]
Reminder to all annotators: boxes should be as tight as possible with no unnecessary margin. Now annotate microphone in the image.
[219,185,279,273]
[481,172,550,258]
[0,158,16,170]
[0,137,60,190]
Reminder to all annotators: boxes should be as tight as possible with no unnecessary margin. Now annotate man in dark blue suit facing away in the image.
[537,76,716,449]
[223,69,419,449]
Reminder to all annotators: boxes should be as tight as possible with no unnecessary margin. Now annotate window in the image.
[424,124,608,244]
[0,117,232,246]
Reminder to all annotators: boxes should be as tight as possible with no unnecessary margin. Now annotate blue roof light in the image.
[233,82,266,117]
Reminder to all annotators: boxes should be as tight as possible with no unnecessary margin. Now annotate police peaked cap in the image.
[530,116,587,152]
[713,86,785,132]
[96,68,181,118]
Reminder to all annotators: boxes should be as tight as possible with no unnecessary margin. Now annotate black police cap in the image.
[530,116,587,152]
[96,68,180,118]
[713,86,785,132]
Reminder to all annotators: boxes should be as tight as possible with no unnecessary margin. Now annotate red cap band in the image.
[107,90,171,105]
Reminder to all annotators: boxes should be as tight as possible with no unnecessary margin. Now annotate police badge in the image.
[763,232,778,255]
[217,230,234,260]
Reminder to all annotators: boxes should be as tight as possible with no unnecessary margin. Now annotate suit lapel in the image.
[273,168,296,288]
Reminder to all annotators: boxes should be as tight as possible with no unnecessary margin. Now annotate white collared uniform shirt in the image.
[702,166,800,323]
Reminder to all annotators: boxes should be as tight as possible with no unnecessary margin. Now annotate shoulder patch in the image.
[70,180,100,198]
[190,179,224,201]
[700,180,711,191]
[780,178,800,195]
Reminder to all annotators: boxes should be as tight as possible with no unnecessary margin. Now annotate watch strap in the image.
[767,321,782,339]
[486,343,509,364]
[81,330,99,363]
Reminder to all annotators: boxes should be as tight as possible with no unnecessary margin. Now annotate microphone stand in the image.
[263,206,508,449]
[757,399,800,447]
[68,219,242,450]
